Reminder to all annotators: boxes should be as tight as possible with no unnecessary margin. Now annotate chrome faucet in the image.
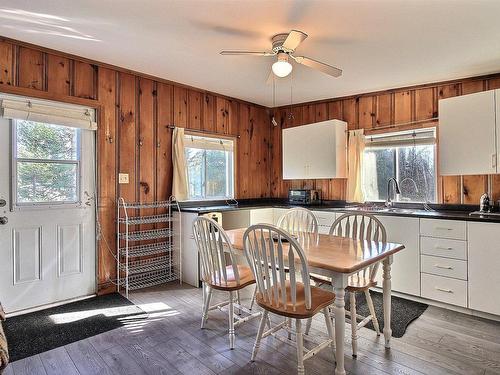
[385,178,401,208]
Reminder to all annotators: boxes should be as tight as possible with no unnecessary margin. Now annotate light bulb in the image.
[272,53,293,77]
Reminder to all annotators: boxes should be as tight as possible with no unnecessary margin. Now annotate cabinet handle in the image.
[435,246,453,250]
[435,287,453,293]
[434,264,453,270]
[492,154,497,169]
[434,227,453,231]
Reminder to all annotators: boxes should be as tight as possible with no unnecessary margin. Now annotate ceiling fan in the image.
[220,30,342,80]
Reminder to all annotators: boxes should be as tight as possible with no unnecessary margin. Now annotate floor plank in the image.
[7,283,500,375]
[11,354,47,375]
[39,347,79,375]
[65,339,116,375]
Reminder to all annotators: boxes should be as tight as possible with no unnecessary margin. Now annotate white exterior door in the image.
[0,118,96,314]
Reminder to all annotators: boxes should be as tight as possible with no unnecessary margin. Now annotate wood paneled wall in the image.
[271,74,500,204]
[0,37,271,292]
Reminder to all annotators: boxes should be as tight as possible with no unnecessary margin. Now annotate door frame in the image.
[0,88,103,312]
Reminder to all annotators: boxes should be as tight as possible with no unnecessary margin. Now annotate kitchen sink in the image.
[344,206,416,214]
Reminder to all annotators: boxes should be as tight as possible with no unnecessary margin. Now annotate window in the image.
[13,120,81,206]
[184,134,234,200]
[362,128,436,203]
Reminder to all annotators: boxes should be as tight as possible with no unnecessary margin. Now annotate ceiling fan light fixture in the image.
[272,53,293,78]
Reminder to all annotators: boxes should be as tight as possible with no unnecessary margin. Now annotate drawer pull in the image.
[434,264,453,270]
[435,227,453,231]
[435,246,453,250]
[435,287,454,293]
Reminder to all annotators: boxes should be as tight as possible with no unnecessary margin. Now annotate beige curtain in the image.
[347,129,365,202]
[172,127,189,200]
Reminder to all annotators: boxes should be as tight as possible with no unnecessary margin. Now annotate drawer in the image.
[420,219,466,240]
[312,211,336,227]
[421,255,467,280]
[421,273,467,307]
[420,236,467,260]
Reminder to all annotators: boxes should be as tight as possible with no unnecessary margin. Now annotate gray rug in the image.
[4,293,145,362]
[344,290,428,338]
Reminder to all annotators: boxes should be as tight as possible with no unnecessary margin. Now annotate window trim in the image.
[184,132,236,201]
[362,128,437,203]
[11,119,83,210]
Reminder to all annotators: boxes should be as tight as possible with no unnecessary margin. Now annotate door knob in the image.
[0,216,8,225]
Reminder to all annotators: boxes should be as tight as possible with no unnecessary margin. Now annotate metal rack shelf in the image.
[119,241,172,258]
[118,228,172,241]
[122,269,177,291]
[117,196,181,298]
[118,214,172,225]
[118,200,173,209]
[119,255,171,275]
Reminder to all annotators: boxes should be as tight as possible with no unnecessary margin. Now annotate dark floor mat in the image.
[344,290,428,338]
[4,293,145,361]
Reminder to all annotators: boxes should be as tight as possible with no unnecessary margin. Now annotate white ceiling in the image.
[1,0,500,107]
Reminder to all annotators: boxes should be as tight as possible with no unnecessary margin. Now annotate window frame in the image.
[362,128,437,203]
[184,132,236,201]
[11,119,83,210]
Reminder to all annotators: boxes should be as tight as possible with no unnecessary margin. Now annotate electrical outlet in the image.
[118,173,129,184]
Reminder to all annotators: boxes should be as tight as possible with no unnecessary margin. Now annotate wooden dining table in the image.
[225,228,406,375]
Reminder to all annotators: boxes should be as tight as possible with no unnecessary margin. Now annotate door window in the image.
[13,120,81,207]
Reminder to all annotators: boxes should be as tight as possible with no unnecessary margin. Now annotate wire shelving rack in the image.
[117,196,181,298]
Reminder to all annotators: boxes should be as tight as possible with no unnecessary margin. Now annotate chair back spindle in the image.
[330,213,387,282]
[277,207,319,237]
[193,216,240,287]
[243,224,312,312]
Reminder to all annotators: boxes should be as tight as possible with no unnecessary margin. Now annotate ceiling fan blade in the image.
[220,50,274,56]
[293,56,343,77]
[282,30,308,51]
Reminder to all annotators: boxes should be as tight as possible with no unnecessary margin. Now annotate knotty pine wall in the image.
[271,74,500,204]
[0,37,271,292]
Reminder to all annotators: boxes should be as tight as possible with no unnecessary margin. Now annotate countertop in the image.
[179,199,500,223]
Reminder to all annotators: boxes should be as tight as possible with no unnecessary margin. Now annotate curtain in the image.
[347,129,365,202]
[172,127,189,201]
[1,97,97,130]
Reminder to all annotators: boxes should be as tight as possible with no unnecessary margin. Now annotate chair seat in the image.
[256,281,335,319]
[309,273,376,292]
[205,265,256,291]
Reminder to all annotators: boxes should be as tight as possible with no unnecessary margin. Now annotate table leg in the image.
[333,274,347,375]
[383,255,393,348]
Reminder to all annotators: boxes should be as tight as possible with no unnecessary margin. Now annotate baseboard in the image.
[6,294,96,318]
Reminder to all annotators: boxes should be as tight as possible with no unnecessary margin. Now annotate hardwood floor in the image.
[4,283,500,375]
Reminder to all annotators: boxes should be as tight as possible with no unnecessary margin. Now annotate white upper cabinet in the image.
[438,90,498,175]
[282,119,347,179]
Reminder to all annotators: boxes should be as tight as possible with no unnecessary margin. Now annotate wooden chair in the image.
[305,213,386,358]
[193,216,261,349]
[277,207,319,237]
[243,224,336,375]
[249,207,319,312]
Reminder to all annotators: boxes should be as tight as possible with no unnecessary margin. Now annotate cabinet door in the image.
[250,208,274,225]
[375,216,420,296]
[177,212,200,287]
[282,125,310,179]
[468,222,500,315]
[307,121,347,179]
[439,90,496,175]
[282,120,347,179]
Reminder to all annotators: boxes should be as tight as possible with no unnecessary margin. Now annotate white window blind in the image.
[366,128,436,148]
[0,96,97,130]
[184,134,234,152]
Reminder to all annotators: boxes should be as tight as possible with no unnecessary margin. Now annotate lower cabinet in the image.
[375,215,421,296]
[468,222,500,316]
[178,212,200,287]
